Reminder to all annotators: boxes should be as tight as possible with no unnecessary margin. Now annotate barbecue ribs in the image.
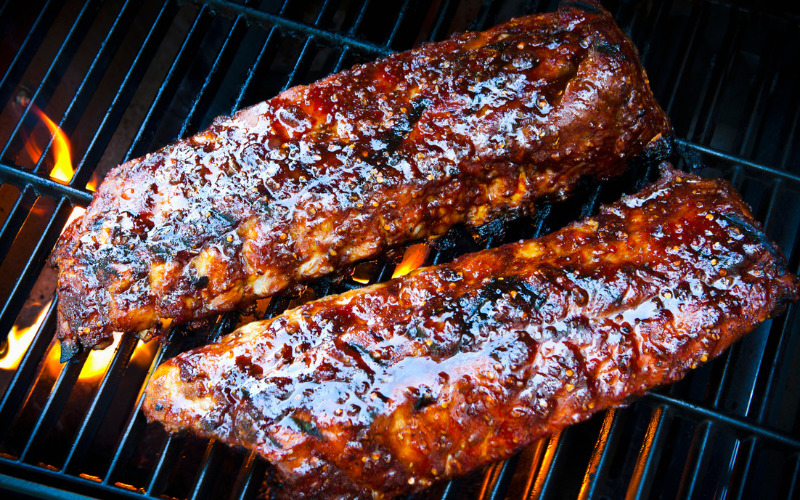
[50,0,670,359]
[144,165,799,499]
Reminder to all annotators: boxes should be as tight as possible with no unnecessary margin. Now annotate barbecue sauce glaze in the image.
[51,0,670,358]
[145,166,799,499]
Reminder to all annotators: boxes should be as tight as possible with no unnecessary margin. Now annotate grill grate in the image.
[0,0,799,499]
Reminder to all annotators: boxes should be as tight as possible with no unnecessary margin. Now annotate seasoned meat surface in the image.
[51,0,670,359]
[144,166,799,499]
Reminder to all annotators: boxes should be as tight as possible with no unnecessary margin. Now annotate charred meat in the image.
[144,166,798,499]
[50,0,670,359]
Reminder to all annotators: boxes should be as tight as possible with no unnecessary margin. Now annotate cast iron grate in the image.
[0,0,798,499]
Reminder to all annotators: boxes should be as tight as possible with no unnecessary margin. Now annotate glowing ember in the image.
[28,106,74,183]
[392,243,430,278]
[0,301,50,370]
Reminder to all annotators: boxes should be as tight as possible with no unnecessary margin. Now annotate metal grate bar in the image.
[577,409,624,500]
[469,0,503,31]
[277,0,343,93]
[0,185,35,265]
[644,392,800,451]
[426,0,459,42]
[188,440,223,500]
[0,0,64,113]
[347,0,371,36]
[663,1,705,116]
[480,454,519,500]
[625,406,673,499]
[0,301,58,443]
[230,451,266,500]
[103,339,171,484]
[123,4,214,162]
[675,138,800,185]
[0,0,103,162]
[507,437,549,499]
[778,97,800,171]
[280,37,319,92]
[197,0,391,56]
[176,7,253,139]
[752,308,795,423]
[18,353,87,464]
[675,421,713,500]
[729,437,756,500]
[384,0,413,48]
[61,333,140,474]
[145,434,185,497]
[0,198,72,354]
[32,0,142,176]
[332,46,351,73]
[229,0,294,113]
[734,34,780,160]
[631,0,672,67]
[526,431,565,500]
[689,14,746,145]
[70,0,180,189]
[104,315,235,485]
[0,162,92,205]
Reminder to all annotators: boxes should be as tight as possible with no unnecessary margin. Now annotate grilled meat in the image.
[50,0,670,359]
[144,166,799,499]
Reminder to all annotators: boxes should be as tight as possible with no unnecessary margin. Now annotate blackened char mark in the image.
[384,98,431,153]
[720,213,782,260]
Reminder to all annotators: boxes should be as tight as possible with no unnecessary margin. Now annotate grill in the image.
[0,0,799,498]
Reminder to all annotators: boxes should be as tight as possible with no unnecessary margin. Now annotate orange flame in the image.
[79,333,122,381]
[78,335,156,381]
[392,243,430,279]
[24,106,74,183]
[62,206,86,234]
[0,302,50,370]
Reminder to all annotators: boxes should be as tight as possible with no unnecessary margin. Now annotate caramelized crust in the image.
[144,166,799,499]
[51,0,670,358]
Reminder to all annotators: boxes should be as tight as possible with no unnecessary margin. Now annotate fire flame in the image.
[78,335,156,381]
[0,302,50,370]
[1,104,153,379]
[27,106,74,183]
[392,243,430,278]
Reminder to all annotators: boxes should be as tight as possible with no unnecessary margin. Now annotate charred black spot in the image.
[413,387,437,410]
[192,275,210,289]
[720,213,779,259]
[385,98,431,152]
[290,416,324,439]
[596,40,622,55]
[485,40,514,52]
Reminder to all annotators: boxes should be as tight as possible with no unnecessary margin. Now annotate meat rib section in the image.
[51,0,670,359]
[144,166,799,499]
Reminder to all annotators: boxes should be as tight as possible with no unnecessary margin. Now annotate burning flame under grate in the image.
[0,0,799,499]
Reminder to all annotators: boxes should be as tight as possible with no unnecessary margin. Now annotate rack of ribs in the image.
[50,0,670,359]
[144,166,799,499]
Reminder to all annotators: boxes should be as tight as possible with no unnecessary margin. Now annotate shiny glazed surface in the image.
[144,166,799,499]
[51,0,670,358]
